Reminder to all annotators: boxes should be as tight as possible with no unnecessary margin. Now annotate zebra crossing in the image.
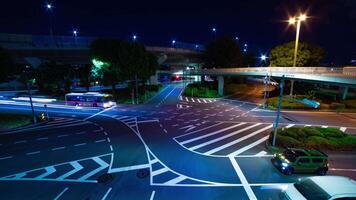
[112,115,138,132]
[0,154,111,183]
[179,96,217,104]
[174,122,352,157]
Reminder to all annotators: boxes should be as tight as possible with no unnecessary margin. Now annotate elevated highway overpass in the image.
[185,67,356,99]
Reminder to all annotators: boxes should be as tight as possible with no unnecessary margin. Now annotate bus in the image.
[65,92,116,108]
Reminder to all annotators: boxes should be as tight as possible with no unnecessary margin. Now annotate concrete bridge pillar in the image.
[342,86,349,100]
[217,76,224,96]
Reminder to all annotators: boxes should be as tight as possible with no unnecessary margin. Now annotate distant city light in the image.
[244,43,248,47]
[73,30,78,36]
[243,49,247,52]
[235,36,239,41]
[195,44,199,48]
[172,40,176,44]
[46,3,53,10]
[212,27,216,32]
[132,35,137,41]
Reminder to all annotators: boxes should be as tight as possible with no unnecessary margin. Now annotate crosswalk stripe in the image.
[180,123,246,145]
[151,167,169,176]
[164,175,187,185]
[191,98,195,103]
[57,161,83,180]
[197,99,202,103]
[176,122,223,138]
[150,159,158,164]
[285,124,295,128]
[204,124,273,155]
[228,135,270,157]
[179,96,183,100]
[117,116,129,120]
[79,157,109,181]
[35,166,56,179]
[202,99,207,103]
[185,97,189,101]
[121,118,135,122]
[189,123,261,151]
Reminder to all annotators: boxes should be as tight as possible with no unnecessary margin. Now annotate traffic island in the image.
[266,126,356,152]
[0,113,32,131]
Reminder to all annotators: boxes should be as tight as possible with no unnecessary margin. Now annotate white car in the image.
[281,176,356,200]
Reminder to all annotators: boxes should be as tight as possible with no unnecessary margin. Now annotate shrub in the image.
[303,127,324,137]
[275,135,302,148]
[305,136,333,149]
[315,127,346,138]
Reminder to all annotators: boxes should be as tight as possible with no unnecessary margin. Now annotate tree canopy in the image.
[204,36,243,68]
[269,41,326,67]
[0,46,14,83]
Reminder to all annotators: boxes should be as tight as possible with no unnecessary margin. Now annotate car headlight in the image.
[282,162,288,167]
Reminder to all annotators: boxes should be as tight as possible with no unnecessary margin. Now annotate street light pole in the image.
[24,66,37,124]
[272,75,285,146]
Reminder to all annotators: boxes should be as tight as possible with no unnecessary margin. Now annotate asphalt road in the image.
[0,83,355,199]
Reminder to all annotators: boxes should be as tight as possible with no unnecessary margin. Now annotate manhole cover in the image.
[137,169,149,179]
[97,173,114,183]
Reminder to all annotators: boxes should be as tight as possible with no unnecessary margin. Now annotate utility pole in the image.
[272,75,285,146]
[24,66,36,124]
[135,73,139,104]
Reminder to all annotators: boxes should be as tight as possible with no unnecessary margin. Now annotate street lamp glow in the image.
[46,4,52,9]
[132,35,137,41]
[212,27,216,32]
[172,40,176,44]
[73,30,78,36]
[299,14,307,21]
[260,54,267,61]
[288,17,296,25]
[235,36,239,41]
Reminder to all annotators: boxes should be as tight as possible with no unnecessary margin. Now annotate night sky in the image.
[0,0,355,64]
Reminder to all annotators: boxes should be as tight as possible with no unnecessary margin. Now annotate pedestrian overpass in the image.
[184,67,356,99]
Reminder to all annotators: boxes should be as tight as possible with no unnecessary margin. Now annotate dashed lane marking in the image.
[52,146,66,151]
[14,140,27,144]
[54,187,69,200]
[74,143,87,147]
[150,191,156,200]
[101,187,112,200]
[109,163,150,173]
[26,151,41,155]
[0,156,13,160]
[95,139,106,143]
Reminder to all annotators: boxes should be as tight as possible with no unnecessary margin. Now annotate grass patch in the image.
[183,83,221,98]
[0,113,32,130]
[270,126,355,151]
[266,96,313,110]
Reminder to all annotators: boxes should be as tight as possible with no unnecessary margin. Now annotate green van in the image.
[272,148,329,175]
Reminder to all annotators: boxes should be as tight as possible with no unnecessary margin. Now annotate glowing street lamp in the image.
[260,54,267,61]
[132,34,137,41]
[46,3,53,10]
[172,39,176,47]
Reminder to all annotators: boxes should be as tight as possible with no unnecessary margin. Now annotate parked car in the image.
[280,176,356,200]
[272,148,328,175]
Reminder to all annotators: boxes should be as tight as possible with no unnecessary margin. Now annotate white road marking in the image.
[197,99,202,103]
[191,98,195,103]
[84,106,116,120]
[36,137,48,141]
[53,187,69,200]
[180,123,246,145]
[203,99,207,103]
[150,191,156,200]
[109,164,150,173]
[76,131,87,135]
[150,159,158,164]
[151,168,169,176]
[285,124,295,128]
[36,166,56,179]
[95,139,106,143]
[26,151,41,155]
[74,143,86,147]
[255,151,267,156]
[164,175,187,185]
[340,127,347,132]
[79,157,109,180]
[205,124,273,155]
[101,187,112,200]
[107,138,111,142]
[189,123,260,151]
[57,134,68,138]
[228,135,271,157]
[321,126,328,128]
[137,119,160,123]
[176,122,224,138]
[0,156,13,160]
[14,140,27,144]
[185,97,189,101]
[52,146,66,151]
[57,161,83,180]
[304,125,311,127]
[163,129,168,133]
[229,157,257,200]
[110,145,113,151]
[329,168,356,172]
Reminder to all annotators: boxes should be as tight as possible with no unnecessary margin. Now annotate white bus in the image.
[65,92,116,108]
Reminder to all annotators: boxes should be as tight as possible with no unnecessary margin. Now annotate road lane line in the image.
[204,124,273,155]
[0,156,13,160]
[53,187,69,200]
[151,168,169,176]
[36,137,48,141]
[329,168,356,172]
[84,106,116,121]
[14,140,27,144]
[101,187,112,200]
[95,139,106,143]
[76,131,87,135]
[79,157,109,180]
[229,156,257,200]
[150,191,156,200]
[57,134,68,138]
[110,145,113,151]
[74,143,87,147]
[26,151,41,155]
[176,122,223,138]
[107,138,111,142]
[180,123,246,145]
[52,146,66,151]
[189,123,261,151]
[321,126,328,128]
[229,135,271,157]
[137,119,160,123]
[164,175,187,185]
[150,158,158,164]
[109,164,150,173]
